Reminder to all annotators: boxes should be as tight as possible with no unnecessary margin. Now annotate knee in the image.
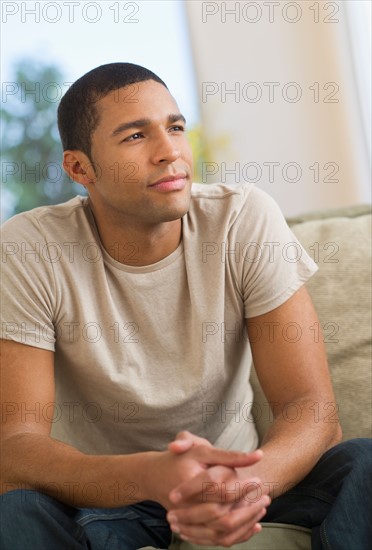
[1,489,48,516]
[1,489,53,526]
[0,489,69,548]
[332,438,371,458]
[0,491,43,544]
[325,438,372,475]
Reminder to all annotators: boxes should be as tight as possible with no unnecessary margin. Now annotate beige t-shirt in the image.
[1,183,318,455]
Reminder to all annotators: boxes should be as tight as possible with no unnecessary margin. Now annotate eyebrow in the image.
[111,113,186,138]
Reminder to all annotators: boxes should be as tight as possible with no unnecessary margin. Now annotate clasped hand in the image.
[157,431,270,547]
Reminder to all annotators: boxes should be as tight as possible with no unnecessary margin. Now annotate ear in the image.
[62,150,98,187]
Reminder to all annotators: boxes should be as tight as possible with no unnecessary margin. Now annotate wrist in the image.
[137,450,164,502]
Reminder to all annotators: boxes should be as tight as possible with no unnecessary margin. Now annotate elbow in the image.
[334,422,343,444]
[325,422,343,452]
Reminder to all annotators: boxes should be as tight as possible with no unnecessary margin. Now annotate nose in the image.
[151,131,181,164]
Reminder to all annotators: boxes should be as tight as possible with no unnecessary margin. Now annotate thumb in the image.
[168,438,193,454]
[168,431,211,455]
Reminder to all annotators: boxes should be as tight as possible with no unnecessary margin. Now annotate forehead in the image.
[94,80,179,129]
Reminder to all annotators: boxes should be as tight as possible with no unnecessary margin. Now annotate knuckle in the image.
[212,504,226,520]
[204,467,221,483]
[218,515,235,531]
[230,450,245,461]
[198,443,214,458]
[176,430,190,439]
[206,506,225,525]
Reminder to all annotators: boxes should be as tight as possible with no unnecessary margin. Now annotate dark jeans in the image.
[1,439,371,550]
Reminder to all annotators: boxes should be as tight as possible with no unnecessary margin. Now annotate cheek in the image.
[88,150,107,180]
[182,142,193,164]
[108,162,144,187]
[92,153,123,183]
[187,150,194,172]
[100,148,142,181]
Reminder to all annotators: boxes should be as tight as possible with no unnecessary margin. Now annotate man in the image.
[0,63,370,550]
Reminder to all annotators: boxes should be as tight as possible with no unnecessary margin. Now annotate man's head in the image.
[59,63,193,229]
[57,62,167,162]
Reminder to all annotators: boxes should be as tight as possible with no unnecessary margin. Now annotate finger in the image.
[213,507,267,547]
[178,506,267,547]
[168,431,212,454]
[170,467,263,505]
[179,522,261,548]
[169,448,263,505]
[168,491,268,527]
[167,501,230,527]
[198,447,263,468]
[175,430,211,445]
[169,431,263,467]
[206,495,270,532]
[170,431,213,451]
[168,439,193,454]
[231,480,270,507]
[173,494,269,536]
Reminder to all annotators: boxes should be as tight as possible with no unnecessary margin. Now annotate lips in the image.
[148,174,187,192]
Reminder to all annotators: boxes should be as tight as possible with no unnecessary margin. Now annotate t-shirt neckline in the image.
[82,197,185,274]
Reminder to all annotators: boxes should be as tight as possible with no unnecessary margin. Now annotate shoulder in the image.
[1,196,90,243]
[188,182,251,222]
[188,183,284,231]
[190,182,280,209]
[190,182,252,204]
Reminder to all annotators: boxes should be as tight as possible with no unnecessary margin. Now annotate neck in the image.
[87,200,182,267]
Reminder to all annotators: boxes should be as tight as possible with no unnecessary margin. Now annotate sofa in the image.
[151,204,372,550]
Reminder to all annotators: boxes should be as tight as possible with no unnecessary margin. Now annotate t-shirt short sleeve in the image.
[1,212,56,350]
[230,186,318,318]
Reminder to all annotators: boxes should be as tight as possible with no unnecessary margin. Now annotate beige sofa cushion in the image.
[251,206,372,442]
[169,523,312,550]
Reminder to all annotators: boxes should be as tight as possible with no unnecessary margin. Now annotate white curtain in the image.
[185,0,371,216]
[345,0,371,178]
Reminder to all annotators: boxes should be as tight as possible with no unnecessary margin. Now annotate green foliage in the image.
[1,60,84,221]
[187,124,211,184]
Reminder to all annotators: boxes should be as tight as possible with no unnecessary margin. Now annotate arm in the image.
[242,285,342,497]
[165,286,342,546]
[0,340,257,509]
[0,339,149,507]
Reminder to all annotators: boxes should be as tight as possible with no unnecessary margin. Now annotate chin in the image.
[157,207,189,223]
[157,196,191,222]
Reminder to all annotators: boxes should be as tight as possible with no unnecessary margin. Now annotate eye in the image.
[122,132,144,142]
[169,125,185,133]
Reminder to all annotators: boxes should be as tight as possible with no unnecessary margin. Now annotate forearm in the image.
[242,400,342,499]
[1,432,159,508]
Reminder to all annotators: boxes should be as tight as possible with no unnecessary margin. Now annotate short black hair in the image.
[57,62,167,160]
